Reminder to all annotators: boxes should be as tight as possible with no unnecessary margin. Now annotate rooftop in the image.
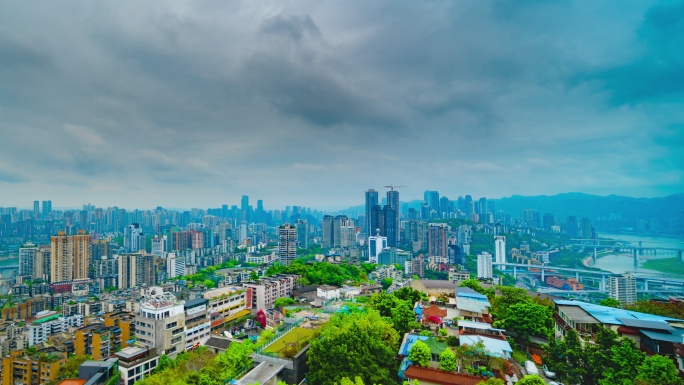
[235,362,284,385]
[555,300,682,325]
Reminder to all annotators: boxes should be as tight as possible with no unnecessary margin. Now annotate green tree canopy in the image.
[475,379,505,385]
[493,302,550,348]
[381,277,393,290]
[409,340,431,367]
[307,308,400,385]
[393,287,427,304]
[599,298,621,308]
[439,348,456,372]
[273,297,296,308]
[635,354,683,385]
[516,375,546,385]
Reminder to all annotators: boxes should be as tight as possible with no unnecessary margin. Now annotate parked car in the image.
[524,360,539,375]
[544,365,556,378]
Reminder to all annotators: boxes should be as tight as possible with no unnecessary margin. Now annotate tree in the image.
[307,309,400,385]
[597,338,643,385]
[494,302,549,349]
[203,279,215,289]
[393,287,427,304]
[490,286,532,320]
[381,277,393,290]
[390,301,419,335]
[273,297,296,308]
[599,298,620,308]
[516,375,545,385]
[249,271,259,282]
[635,354,683,385]
[337,377,366,385]
[475,379,504,385]
[56,354,91,379]
[408,340,431,367]
[439,348,456,372]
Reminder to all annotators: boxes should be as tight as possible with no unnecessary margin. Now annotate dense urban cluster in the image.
[0,190,680,385]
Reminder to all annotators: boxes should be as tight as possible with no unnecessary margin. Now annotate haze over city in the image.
[1,1,682,210]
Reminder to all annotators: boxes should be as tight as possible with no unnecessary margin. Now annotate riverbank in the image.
[641,257,684,276]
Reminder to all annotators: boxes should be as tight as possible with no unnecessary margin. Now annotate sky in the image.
[1,1,683,211]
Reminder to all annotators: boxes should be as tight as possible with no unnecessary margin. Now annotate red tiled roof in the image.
[405,365,486,385]
[423,304,448,318]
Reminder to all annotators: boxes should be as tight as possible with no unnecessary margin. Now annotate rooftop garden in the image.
[261,326,317,358]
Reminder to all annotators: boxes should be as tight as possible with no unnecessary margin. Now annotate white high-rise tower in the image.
[494,236,506,268]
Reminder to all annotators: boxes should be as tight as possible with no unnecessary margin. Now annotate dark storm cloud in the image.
[0,1,680,210]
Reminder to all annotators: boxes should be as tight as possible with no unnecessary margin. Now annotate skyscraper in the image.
[296,219,308,248]
[365,189,379,236]
[607,273,637,305]
[33,201,40,218]
[322,215,334,248]
[494,236,506,268]
[50,230,91,283]
[278,223,298,266]
[118,253,156,289]
[124,223,145,252]
[386,189,400,245]
[42,200,52,217]
[368,230,387,264]
[566,216,578,238]
[477,252,493,279]
[19,242,38,277]
[428,223,448,257]
[423,190,440,218]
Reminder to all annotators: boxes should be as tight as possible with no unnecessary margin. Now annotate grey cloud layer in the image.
[0,1,681,209]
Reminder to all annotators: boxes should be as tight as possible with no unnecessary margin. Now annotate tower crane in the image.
[384,185,407,191]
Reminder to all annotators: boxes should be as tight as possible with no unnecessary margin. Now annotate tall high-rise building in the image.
[118,253,156,289]
[33,201,40,218]
[41,200,52,217]
[368,230,387,264]
[607,274,637,305]
[581,217,593,239]
[50,230,91,283]
[241,195,250,222]
[278,223,298,266]
[124,223,144,252]
[386,190,400,244]
[151,235,167,257]
[296,219,308,248]
[322,215,334,248]
[166,252,185,279]
[135,288,186,358]
[543,213,555,230]
[494,236,506,268]
[477,252,493,279]
[566,216,578,238]
[365,189,379,236]
[428,223,448,257]
[423,190,440,218]
[19,242,38,277]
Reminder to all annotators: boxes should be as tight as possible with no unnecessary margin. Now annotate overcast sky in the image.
[1,1,682,211]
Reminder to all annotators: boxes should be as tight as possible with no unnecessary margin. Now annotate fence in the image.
[254,317,305,354]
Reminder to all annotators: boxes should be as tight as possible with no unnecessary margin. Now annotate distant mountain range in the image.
[332,192,684,222]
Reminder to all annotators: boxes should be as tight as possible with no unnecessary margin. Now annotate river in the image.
[586,233,684,277]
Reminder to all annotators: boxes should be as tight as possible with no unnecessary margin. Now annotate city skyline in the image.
[1,2,683,209]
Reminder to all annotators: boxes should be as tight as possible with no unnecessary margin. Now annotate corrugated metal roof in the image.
[617,318,676,332]
[557,305,600,324]
[641,329,684,344]
[459,335,512,358]
[555,300,682,325]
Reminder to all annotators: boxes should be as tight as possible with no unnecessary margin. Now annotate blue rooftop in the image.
[555,300,682,325]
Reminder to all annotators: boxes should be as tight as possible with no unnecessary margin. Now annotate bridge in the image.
[497,262,684,294]
[566,238,684,266]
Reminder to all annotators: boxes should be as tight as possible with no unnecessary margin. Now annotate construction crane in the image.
[384,185,407,191]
